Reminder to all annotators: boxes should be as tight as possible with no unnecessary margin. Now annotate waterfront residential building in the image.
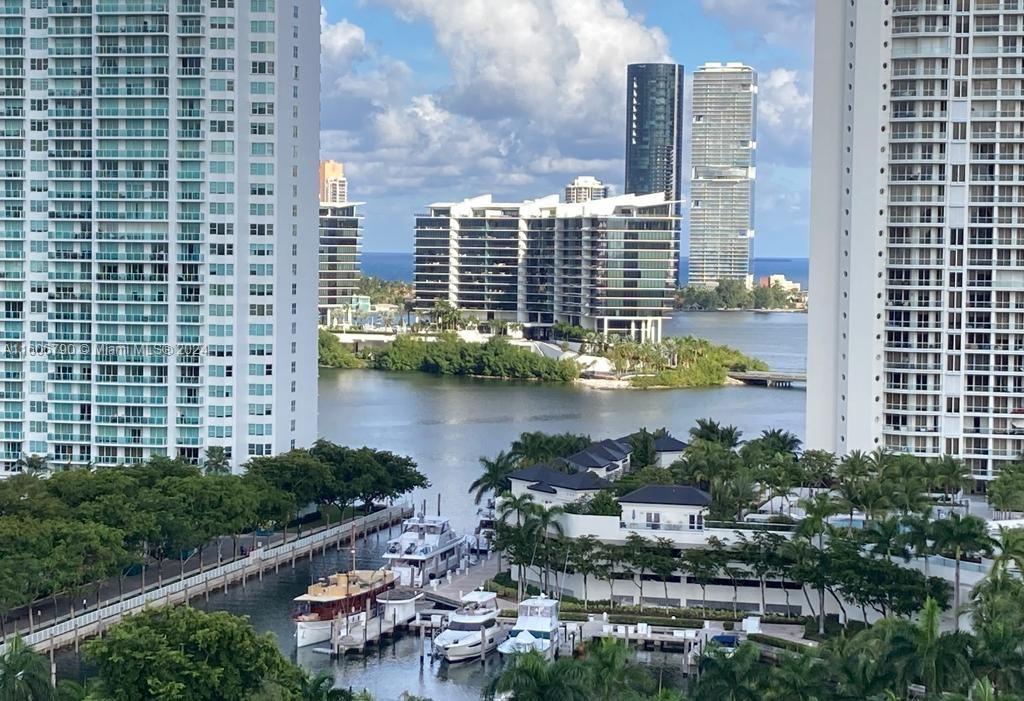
[318,203,363,325]
[413,192,679,342]
[318,160,348,204]
[563,176,609,204]
[625,63,685,207]
[808,0,1024,484]
[0,2,320,476]
[689,63,758,287]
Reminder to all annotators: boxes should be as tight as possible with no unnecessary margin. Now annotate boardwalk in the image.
[0,505,413,658]
[420,554,513,609]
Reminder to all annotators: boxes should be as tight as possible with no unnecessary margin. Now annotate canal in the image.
[60,312,808,699]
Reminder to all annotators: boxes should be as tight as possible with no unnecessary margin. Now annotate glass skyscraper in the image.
[624,63,684,207]
[0,1,320,475]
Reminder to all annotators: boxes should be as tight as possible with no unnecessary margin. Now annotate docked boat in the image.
[471,500,497,554]
[292,570,396,647]
[432,590,507,662]
[497,594,561,658]
[382,515,470,587]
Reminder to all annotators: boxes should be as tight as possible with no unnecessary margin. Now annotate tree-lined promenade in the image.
[0,441,427,640]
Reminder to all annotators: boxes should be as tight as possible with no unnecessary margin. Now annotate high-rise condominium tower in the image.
[689,63,757,287]
[0,2,320,475]
[809,0,1024,484]
[414,193,678,342]
[319,160,347,204]
[318,203,362,325]
[564,176,609,204]
[625,63,685,206]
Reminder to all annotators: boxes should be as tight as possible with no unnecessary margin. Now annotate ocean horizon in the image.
[362,251,810,288]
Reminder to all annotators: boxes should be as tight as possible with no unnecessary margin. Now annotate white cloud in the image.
[758,68,812,146]
[320,13,368,72]
[320,0,674,208]
[699,0,814,48]
[370,0,671,138]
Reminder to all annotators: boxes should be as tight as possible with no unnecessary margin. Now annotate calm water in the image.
[363,251,810,288]
[59,312,807,700]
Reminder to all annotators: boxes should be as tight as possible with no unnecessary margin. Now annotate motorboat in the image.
[496,594,561,659]
[382,514,471,587]
[291,570,396,647]
[471,500,497,554]
[432,590,507,662]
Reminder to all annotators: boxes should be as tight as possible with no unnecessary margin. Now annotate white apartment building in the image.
[689,63,757,288]
[414,193,678,342]
[808,0,1024,483]
[0,0,319,475]
[563,175,609,204]
[318,159,347,204]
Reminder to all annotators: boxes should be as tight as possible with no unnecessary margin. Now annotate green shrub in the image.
[747,633,815,653]
[317,329,363,368]
[371,334,579,382]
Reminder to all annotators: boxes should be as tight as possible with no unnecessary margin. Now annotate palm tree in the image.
[526,505,565,594]
[991,525,1024,576]
[691,642,766,701]
[498,492,537,528]
[14,454,47,476]
[764,651,829,701]
[688,419,742,449]
[899,511,934,575]
[933,454,972,505]
[298,672,352,701]
[797,492,840,635]
[863,516,911,562]
[486,650,589,701]
[469,450,518,505]
[600,543,626,609]
[568,535,599,609]
[0,636,54,701]
[880,597,973,696]
[930,513,997,631]
[945,678,1016,701]
[202,446,230,475]
[827,635,899,701]
[510,431,555,467]
[756,428,802,457]
[581,638,653,701]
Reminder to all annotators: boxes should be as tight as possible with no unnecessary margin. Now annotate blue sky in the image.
[321,0,814,257]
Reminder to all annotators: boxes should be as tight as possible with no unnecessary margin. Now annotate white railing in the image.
[0,505,410,653]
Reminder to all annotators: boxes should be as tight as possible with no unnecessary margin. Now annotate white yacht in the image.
[471,500,497,554]
[497,594,561,659]
[432,590,507,662]
[382,515,470,587]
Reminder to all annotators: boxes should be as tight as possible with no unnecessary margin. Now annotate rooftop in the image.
[509,464,611,492]
[619,485,711,507]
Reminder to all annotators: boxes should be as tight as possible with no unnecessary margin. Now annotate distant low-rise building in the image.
[758,274,802,293]
[564,176,610,204]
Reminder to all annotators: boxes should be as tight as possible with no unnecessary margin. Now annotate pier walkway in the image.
[0,505,412,660]
[728,371,806,388]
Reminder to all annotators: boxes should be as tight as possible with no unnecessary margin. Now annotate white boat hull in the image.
[295,619,332,648]
[497,635,556,659]
[433,628,507,662]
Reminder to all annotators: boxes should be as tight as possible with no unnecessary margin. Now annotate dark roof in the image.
[654,436,688,452]
[510,464,610,491]
[527,482,557,494]
[566,439,630,469]
[617,433,688,453]
[619,485,711,507]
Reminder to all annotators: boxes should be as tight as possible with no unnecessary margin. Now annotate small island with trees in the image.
[676,278,804,311]
[319,305,768,390]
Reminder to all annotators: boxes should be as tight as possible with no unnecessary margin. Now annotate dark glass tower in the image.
[624,63,685,205]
